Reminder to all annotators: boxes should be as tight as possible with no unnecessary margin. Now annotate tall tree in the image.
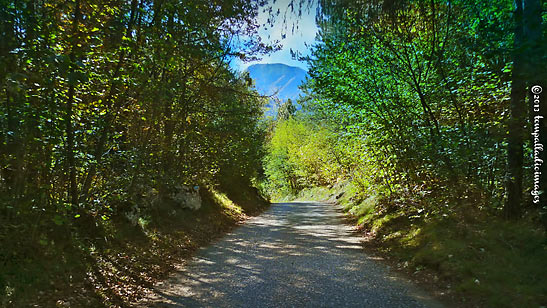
[505,0,544,218]
[505,0,526,218]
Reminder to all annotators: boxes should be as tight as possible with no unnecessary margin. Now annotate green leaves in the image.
[264,117,348,196]
[53,215,65,226]
[0,0,272,230]
[67,70,88,84]
[295,0,515,206]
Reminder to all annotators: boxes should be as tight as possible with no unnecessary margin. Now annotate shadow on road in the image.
[138,202,442,308]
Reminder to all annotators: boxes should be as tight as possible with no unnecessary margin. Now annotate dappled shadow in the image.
[137,202,442,308]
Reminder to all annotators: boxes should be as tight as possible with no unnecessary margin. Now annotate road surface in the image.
[138,202,443,308]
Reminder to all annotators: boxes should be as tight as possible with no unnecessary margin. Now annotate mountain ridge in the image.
[245,63,307,104]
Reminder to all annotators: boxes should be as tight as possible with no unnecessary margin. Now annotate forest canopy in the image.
[1,0,546,306]
[264,0,546,221]
[1,1,275,303]
[0,0,274,213]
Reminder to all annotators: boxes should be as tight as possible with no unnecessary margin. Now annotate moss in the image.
[348,195,377,218]
[321,180,547,308]
[392,216,547,307]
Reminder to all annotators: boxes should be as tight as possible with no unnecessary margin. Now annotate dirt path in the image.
[137,202,443,307]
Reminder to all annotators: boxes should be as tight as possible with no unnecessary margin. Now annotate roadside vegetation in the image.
[263,0,547,307]
[2,0,546,307]
[1,0,270,306]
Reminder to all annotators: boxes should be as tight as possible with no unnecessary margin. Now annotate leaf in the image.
[53,215,64,226]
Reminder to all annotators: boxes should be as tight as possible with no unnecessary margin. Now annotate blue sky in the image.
[232,0,319,71]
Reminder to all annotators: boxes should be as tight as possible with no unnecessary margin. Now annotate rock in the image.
[173,185,201,210]
[124,204,141,226]
[132,184,202,213]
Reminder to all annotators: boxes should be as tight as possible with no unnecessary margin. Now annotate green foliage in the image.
[385,212,547,308]
[262,2,546,304]
[263,116,352,198]
[289,0,534,210]
[276,98,297,120]
[0,0,271,304]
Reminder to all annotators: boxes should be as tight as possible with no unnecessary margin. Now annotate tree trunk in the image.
[505,0,525,219]
[79,0,139,203]
[66,0,81,206]
[523,0,545,216]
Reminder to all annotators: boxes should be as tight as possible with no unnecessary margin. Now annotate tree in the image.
[277,98,297,120]
[294,0,535,217]
[505,0,545,219]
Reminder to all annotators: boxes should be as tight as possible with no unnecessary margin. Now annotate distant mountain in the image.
[246,63,307,114]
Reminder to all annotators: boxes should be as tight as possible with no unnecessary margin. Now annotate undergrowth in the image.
[295,184,547,308]
[1,186,269,307]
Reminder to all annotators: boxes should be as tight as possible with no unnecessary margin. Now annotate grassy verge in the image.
[1,186,269,307]
[295,184,547,308]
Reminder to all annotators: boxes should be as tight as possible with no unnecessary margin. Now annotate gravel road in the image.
[138,202,444,308]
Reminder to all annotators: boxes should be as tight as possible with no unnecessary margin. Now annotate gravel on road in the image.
[137,202,444,308]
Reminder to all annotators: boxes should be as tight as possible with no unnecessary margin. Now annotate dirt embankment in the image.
[2,185,269,308]
[295,185,547,308]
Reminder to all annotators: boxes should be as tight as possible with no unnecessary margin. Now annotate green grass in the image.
[348,195,376,217]
[211,189,244,217]
[403,216,547,307]
[295,186,337,201]
[366,209,547,307]
[1,186,268,307]
[289,183,547,307]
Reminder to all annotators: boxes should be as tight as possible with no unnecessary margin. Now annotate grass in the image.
[294,184,547,308]
[211,189,244,217]
[296,186,337,202]
[1,186,269,307]
[399,215,547,307]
